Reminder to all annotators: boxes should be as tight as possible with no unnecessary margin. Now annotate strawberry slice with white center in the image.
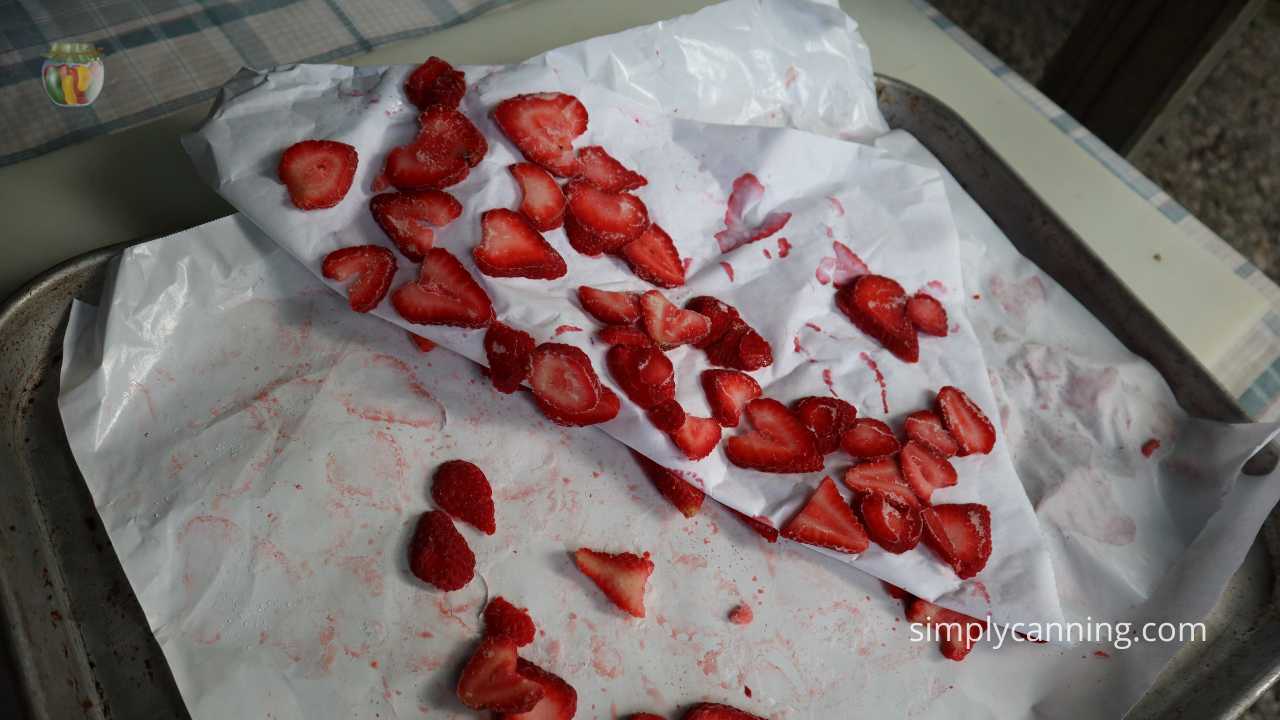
[578,286,641,325]
[497,658,577,720]
[597,324,655,348]
[385,107,488,190]
[921,503,992,579]
[907,292,948,337]
[509,163,567,231]
[404,56,465,110]
[561,385,620,426]
[321,245,396,312]
[492,93,588,177]
[858,492,922,554]
[792,396,858,454]
[565,181,650,249]
[936,385,997,455]
[484,321,535,394]
[903,409,959,457]
[620,223,686,288]
[563,213,608,256]
[456,637,545,712]
[836,274,919,363]
[646,399,686,433]
[370,189,462,261]
[701,369,762,428]
[685,702,768,720]
[905,598,988,661]
[606,344,675,409]
[669,414,722,461]
[632,449,704,518]
[781,476,869,553]
[639,290,711,348]
[573,548,654,618]
[842,457,918,508]
[474,208,567,280]
[898,440,958,503]
[575,145,648,192]
[391,247,494,328]
[725,398,823,473]
[278,140,358,210]
[529,343,618,426]
[840,418,900,459]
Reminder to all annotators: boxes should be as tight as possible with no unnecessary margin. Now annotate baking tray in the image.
[0,76,1276,720]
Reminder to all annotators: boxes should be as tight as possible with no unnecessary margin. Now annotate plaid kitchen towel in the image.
[0,0,517,167]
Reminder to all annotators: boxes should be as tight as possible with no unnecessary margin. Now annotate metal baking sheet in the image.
[0,77,1274,720]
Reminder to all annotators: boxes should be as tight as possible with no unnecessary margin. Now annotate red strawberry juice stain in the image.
[554,324,583,335]
[792,336,815,362]
[1141,438,1161,457]
[720,261,735,281]
[728,603,754,625]
[988,275,1046,322]
[744,685,753,698]
[859,351,889,413]
[715,173,791,252]
[1093,650,1110,658]
[927,280,947,294]
[805,322,822,332]
[591,635,623,678]
[778,237,791,257]
[682,257,694,274]
[697,649,721,677]
[822,368,839,397]
[827,196,845,216]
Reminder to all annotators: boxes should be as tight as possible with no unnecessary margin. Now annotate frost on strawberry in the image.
[640,290,710,348]
[840,418,900,459]
[857,493,922,554]
[898,440,957,504]
[408,510,475,591]
[725,399,822,473]
[510,162,567,231]
[686,296,772,371]
[484,322,535,394]
[578,286,642,325]
[385,107,487,190]
[404,56,465,110]
[903,409,959,458]
[701,369,762,428]
[842,457,918,508]
[371,189,462,261]
[781,476,868,553]
[498,658,578,720]
[620,223,686,288]
[907,292,948,337]
[936,385,997,456]
[669,414,723,461]
[606,344,675,409]
[529,343,619,426]
[492,93,588,177]
[474,208,567,279]
[278,139,358,210]
[576,145,647,192]
[792,397,857,455]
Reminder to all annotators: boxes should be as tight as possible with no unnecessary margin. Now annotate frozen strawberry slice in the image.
[792,397,858,455]
[392,247,494,328]
[278,140,358,210]
[408,510,476,591]
[936,386,996,455]
[685,702,767,719]
[686,296,740,348]
[858,493,922,554]
[781,476,869,553]
[686,297,771,371]
[370,189,463,261]
[905,598,987,661]
[578,286,641,325]
[840,418,900,459]
[620,224,686,288]
[842,458,918,508]
[475,209,567,279]
[606,344,675,409]
[565,181,650,248]
[597,324,655,348]
[385,107,487,190]
[669,414,722,461]
[557,386,620,426]
[640,290,711,348]
[484,322,535,394]
[404,56,466,110]
[715,173,792,254]
[432,459,496,535]
[575,145,647,192]
[701,369,762,428]
[409,332,437,353]
[921,503,992,579]
[322,246,396,313]
[529,343,618,426]
[498,658,578,720]
[510,163,567,231]
[632,450,704,518]
[899,440,958,504]
[903,410,959,458]
[907,292,948,337]
[457,637,544,712]
[646,399,687,433]
[492,93,588,177]
[725,398,823,473]
[727,506,779,543]
[836,274,919,363]
[483,597,536,647]
[573,548,654,618]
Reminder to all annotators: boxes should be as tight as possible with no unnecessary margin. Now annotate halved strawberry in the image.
[483,597,536,647]
[510,163,567,231]
[322,245,396,312]
[498,658,578,720]
[936,386,996,455]
[921,503,992,579]
[409,332,437,353]
[840,418,900,459]
[727,506,779,543]
[842,458,918,508]
[669,414,723,461]
[646,399,687,433]
[475,209,567,279]
[484,322,536,394]
[392,247,494,328]
[529,343,618,426]
[792,397,858,455]
[578,286,641,324]
[701,369,762,427]
[370,189,463,261]
[632,450,704,518]
[781,476,869,553]
[640,291,711,348]
[385,107,487,190]
[565,181,650,248]
[685,702,767,720]
[404,56,465,110]
[573,548,654,618]
[563,213,608,257]
[899,440,958,503]
[858,493,922,554]
[457,637,544,712]
[725,398,823,473]
[278,140,358,210]
[907,292,948,337]
[597,324,655,348]
[905,598,987,661]
[492,93,588,177]
[575,145,647,192]
[432,459,495,535]
[836,274,919,363]
[408,510,475,591]
[903,410,959,457]
[620,224,686,288]
[606,344,675,409]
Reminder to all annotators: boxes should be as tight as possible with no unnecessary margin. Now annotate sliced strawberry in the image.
[899,440,958,504]
[563,213,608,257]
[278,140,358,210]
[836,274,919,363]
[457,637,544,712]
[321,245,396,312]
[725,398,823,473]
[840,418,900,459]
[669,414,723,461]
[684,702,767,719]
[510,163,567,231]
[936,386,996,456]
[558,386,620,426]
[620,224,686,288]
[391,247,494,328]
[727,506,779,543]
[701,369,762,428]
[408,510,475,591]
[370,189,462,261]
[907,292,948,337]
[498,658,578,720]
[781,476,869,553]
[903,410,959,458]
[575,145,647,192]
[858,493,922,554]
[565,181,650,248]
[492,93,588,177]
[404,56,465,110]
[578,286,641,325]
[632,450,704,518]
[529,343,618,426]
[431,459,495,535]
[484,321,536,394]
[606,344,675,409]
[921,503,992,579]
[640,291,711,348]
[597,324,655,348]
[686,297,740,348]
[475,208,567,279]
[905,598,987,661]
[792,397,858,455]
[573,548,653,618]
[685,297,771,371]
[409,332,437,353]
[841,458,918,508]
[385,107,487,190]
[646,399,687,433]
[483,597,536,647]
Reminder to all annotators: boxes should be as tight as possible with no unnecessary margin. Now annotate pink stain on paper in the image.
[815,241,869,286]
[554,325,583,336]
[822,368,839,398]
[827,196,845,216]
[720,261,735,282]
[777,237,791,257]
[988,274,1047,323]
[714,174,792,253]
[859,352,889,414]
[337,353,445,429]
